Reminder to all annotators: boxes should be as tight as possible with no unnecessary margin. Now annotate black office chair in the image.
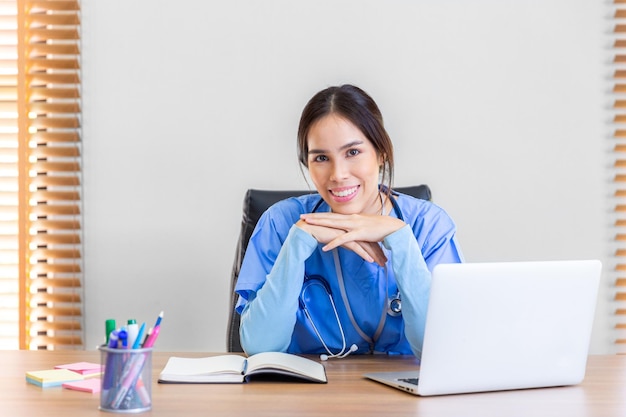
[226,185,432,352]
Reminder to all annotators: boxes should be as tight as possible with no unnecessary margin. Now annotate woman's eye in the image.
[347,149,360,157]
[313,155,328,162]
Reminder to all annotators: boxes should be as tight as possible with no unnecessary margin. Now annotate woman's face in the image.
[306,114,383,215]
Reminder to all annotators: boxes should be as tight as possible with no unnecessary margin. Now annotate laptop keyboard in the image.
[398,377,419,386]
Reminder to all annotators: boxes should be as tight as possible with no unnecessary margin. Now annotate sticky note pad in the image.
[63,378,102,393]
[55,362,104,376]
[26,369,85,388]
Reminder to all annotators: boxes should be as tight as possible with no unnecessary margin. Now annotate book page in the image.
[158,355,246,383]
[245,352,327,383]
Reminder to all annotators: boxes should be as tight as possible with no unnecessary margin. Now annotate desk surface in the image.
[3,351,626,417]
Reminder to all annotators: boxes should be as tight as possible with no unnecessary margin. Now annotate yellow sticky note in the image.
[26,369,85,388]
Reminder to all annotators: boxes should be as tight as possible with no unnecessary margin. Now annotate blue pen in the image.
[132,323,146,349]
[154,311,164,327]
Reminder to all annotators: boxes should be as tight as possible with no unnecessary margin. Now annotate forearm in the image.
[383,225,431,360]
[239,225,317,355]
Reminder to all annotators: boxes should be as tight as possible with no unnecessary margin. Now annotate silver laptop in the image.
[364,259,601,396]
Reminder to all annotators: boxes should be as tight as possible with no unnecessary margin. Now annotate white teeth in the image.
[333,187,357,197]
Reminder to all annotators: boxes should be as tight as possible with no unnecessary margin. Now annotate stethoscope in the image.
[300,188,404,360]
[299,275,357,360]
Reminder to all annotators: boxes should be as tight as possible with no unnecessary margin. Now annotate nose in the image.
[330,159,349,182]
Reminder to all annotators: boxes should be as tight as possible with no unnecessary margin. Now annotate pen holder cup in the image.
[99,346,153,413]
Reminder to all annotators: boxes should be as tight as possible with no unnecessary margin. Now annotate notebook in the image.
[364,259,601,396]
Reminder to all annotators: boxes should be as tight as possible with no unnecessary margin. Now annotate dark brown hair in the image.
[297,84,394,193]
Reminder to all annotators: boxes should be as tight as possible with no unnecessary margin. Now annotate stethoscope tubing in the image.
[300,188,405,357]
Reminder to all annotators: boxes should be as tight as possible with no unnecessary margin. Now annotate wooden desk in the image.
[3,351,626,416]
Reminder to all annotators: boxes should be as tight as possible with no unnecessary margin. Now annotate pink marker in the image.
[142,324,161,348]
[142,311,163,348]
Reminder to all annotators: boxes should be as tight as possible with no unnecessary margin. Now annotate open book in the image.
[158,352,327,384]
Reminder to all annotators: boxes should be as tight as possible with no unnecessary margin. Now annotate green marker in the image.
[105,319,116,344]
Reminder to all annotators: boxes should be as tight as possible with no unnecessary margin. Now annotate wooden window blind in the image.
[0,0,82,350]
[615,0,626,350]
[0,0,19,348]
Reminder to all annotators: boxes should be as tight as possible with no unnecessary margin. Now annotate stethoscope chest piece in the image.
[387,292,402,317]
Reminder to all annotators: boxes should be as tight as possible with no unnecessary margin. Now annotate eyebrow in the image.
[308,140,364,155]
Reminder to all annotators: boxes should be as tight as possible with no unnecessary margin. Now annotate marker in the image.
[141,327,152,348]
[107,330,120,349]
[110,312,163,409]
[132,322,146,349]
[118,329,128,349]
[127,319,139,348]
[102,330,120,403]
[134,375,151,407]
[142,324,161,348]
[114,313,162,408]
[105,319,116,344]
[143,311,164,348]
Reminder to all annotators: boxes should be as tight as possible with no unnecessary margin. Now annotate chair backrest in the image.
[226,185,432,352]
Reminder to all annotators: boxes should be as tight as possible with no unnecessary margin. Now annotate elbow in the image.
[239,313,292,355]
[239,326,290,355]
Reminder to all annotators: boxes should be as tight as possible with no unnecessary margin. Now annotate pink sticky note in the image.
[62,378,101,393]
[55,362,103,375]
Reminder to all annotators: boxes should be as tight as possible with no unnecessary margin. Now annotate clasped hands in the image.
[296,212,406,266]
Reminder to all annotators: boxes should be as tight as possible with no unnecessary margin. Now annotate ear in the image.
[378,152,385,168]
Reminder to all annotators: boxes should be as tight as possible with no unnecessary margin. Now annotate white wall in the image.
[82,1,614,353]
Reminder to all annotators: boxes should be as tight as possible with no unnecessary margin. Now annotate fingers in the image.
[301,213,405,246]
[296,220,345,246]
[372,243,388,264]
[335,241,387,266]
[343,242,375,264]
[298,215,389,265]
[300,213,352,230]
[358,242,387,266]
[300,212,346,221]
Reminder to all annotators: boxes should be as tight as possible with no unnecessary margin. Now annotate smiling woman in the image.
[233,84,464,361]
[305,114,384,216]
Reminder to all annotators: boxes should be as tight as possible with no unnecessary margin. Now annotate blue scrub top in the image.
[235,191,463,355]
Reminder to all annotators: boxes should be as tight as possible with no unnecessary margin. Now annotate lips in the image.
[330,186,359,198]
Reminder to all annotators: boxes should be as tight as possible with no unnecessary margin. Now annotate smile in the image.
[331,186,358,198]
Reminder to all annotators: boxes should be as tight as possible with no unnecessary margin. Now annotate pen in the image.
[154,311,164,328]
[132,322,146,349]
[113,312,163,409]
[110,312,163,409]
